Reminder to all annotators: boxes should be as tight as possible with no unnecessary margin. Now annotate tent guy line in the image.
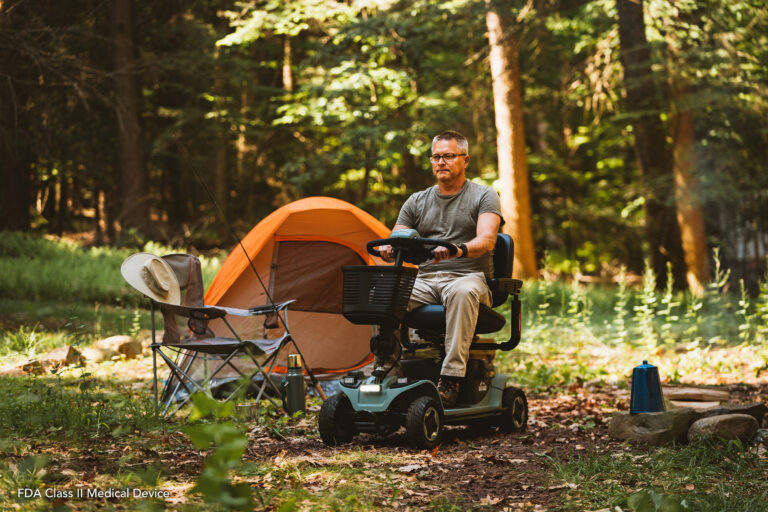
[186,163,327,399]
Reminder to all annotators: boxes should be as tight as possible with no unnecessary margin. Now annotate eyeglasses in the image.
[429,153,467,163]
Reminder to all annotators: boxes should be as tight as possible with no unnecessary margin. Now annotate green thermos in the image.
[281,354,306,416]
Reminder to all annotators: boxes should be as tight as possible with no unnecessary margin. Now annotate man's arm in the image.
[465,212,500,258]
[431,212,500,262]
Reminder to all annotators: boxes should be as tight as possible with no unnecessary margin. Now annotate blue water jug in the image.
[629,360,665,414]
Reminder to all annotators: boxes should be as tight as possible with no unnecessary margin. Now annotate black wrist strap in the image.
[458,242,468,258]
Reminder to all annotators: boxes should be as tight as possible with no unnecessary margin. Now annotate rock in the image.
[688,414,759,442]
[693,402,768,427]
[755,429,768,446]
[41,346,84,368]
[0,364,25,376]
[663,386,730,402]
[80,347,118,363]
[94,335,142,359]
[668,400,721,411]
[138,329,161,348]
[16,360,46,375]
[608,408,696,445]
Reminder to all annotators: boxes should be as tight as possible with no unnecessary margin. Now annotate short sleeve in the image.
[478,187,502,218]
[395,194,418,228]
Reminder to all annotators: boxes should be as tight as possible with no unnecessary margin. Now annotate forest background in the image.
[1,0,767,292]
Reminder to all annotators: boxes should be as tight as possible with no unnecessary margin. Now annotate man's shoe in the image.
[437,377,461,407]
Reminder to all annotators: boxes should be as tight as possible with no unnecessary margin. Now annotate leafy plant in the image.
[185,393,253,511]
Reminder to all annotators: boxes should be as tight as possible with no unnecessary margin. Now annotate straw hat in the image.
[121,253,181,305]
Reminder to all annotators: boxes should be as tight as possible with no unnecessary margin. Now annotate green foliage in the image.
[0,375,159,439]
[626,489,691,512]
[184,393,253,511]
[0,232,222,305]
[551,438,768,511]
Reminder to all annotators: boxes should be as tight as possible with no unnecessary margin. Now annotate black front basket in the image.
[342,265,418,326]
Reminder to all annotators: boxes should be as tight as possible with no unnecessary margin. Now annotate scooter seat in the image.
[405,303,506,335]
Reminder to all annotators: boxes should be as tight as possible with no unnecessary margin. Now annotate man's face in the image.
[431,139,469,184]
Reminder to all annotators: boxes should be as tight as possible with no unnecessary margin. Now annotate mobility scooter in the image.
[319,230,528,449]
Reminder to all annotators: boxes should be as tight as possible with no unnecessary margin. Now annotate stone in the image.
[692,402,768,427]
[16,360,46,375]
[755,429,768,446]
[94,335,142,359]
[668,400,721,411]
[80,347,118,363]
[663,386,730,402]
[41,346,84,368]
[138,329,158,348]
[688,414,759,442]
[0,364,25,376]
[608,407,696,445]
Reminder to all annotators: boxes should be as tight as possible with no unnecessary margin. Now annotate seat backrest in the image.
[159,254,207,343]
[490,233,514,307]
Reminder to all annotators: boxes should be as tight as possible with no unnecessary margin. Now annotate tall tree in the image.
[112,0,147,233]
[486,0,538,278]
[616,0,685,287]
[664,2,709,295]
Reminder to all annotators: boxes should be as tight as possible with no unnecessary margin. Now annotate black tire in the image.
[318,393,356,446]
[499,387,528,433]
[405,396,443,450]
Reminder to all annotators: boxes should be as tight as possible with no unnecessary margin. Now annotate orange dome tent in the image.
[203,196,390,377]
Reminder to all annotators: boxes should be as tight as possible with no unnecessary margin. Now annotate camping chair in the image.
[122,252,296,417]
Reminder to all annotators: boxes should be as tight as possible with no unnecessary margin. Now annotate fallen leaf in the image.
[685,484,695,490]
[480,495,502,505]
[397,464,422,473]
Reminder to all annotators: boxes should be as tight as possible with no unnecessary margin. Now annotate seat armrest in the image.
[248,299,297,315]
[487,278,523,294]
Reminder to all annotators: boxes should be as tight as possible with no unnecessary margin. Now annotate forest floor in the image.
[2,344,767,512]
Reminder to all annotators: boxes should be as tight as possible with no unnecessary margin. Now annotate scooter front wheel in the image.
[319,393,357,446]
[405,396,443,450]
[499,386,528,433]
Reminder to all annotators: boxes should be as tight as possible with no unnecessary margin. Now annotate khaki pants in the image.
[408,271,491,377]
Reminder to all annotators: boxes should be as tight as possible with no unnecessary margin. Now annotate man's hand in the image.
[431,244,459,264]
[380,244,395,262]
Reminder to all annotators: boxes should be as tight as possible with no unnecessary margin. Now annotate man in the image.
[381,130,502,406]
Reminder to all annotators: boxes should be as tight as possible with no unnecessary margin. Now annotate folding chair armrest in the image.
[248,299,296,315]
[158,302,228,319]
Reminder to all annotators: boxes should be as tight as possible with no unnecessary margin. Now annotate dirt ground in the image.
[11,382,766,511]
[241,382,768,510]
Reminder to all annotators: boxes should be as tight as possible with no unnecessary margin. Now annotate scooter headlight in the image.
[360,383,382,394]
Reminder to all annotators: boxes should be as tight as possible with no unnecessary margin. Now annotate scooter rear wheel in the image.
[319,393,357,445]
[405,396,443,450]
[499,387,528,433]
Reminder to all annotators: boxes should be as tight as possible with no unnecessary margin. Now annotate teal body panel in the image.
[443,374,507,420]
[340,374,509,418]
[340,375,437,413]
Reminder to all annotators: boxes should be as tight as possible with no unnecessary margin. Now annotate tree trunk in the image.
[0,4,31,231]
[670,106,708,295]
[486,0,538,279]
[213,53,229,223]
[112,0,147,233]
[616,0,685,288]
[283,36,293,92]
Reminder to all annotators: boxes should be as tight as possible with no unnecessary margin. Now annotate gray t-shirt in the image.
[395,181,502,275]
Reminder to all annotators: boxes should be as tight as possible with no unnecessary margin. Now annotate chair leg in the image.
[155,349,208,416]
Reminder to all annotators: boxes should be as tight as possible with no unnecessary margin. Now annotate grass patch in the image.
[0,231,223,305]
[550,439,768,511]
[0,374,161,440]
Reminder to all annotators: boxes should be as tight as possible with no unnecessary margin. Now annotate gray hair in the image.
[432,130,469,155]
